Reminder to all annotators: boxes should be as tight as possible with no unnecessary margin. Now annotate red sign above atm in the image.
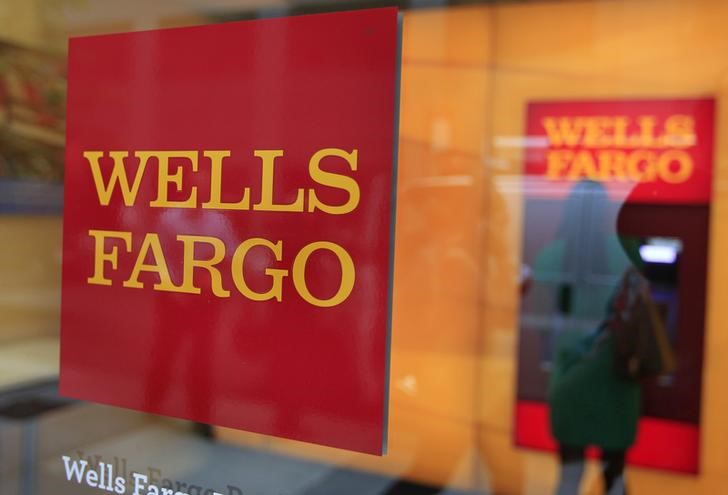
[525,99,714,205]
[61,8,400,455]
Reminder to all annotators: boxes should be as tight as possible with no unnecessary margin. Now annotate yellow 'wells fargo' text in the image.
[541,114,696,183]
[83,148,361,307]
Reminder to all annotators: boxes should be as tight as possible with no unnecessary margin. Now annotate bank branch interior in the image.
[2,0,728,494]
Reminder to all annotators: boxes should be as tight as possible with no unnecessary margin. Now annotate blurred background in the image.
[2,0,728,494]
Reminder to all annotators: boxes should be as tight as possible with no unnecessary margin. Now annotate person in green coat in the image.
[529,181,644,495]
[548,294,640,495]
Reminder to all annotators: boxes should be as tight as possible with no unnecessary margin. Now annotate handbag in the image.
[608,267,677,380]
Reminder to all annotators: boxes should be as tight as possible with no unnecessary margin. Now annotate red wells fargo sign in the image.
[60,8,400,455]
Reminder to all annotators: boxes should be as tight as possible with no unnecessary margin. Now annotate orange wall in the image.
[0,216,62,344]
[484,0,728,493]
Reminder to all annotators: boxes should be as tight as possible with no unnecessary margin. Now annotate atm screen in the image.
[640,237,683,356]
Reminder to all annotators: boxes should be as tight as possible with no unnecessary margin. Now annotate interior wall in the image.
[483,0,728,493]
[0,0,46,48]
[0,216,62,343]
